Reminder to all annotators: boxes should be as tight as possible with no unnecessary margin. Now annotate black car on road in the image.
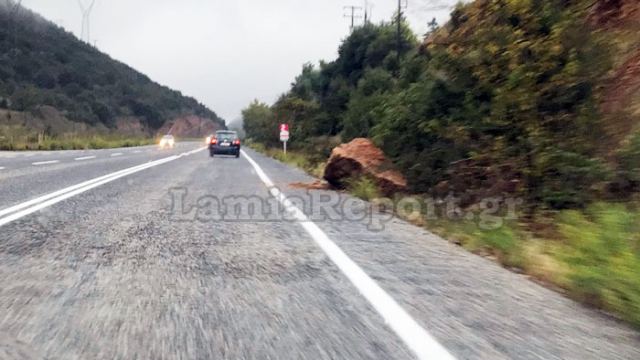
[209,130,241,158]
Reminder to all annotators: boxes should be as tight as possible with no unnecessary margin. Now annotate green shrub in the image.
[538,150,611,209]
[272,150,311,170]
[474,226,525,268]
[618,131,640,185]
[348,176,381,201]
[558,203,640,326]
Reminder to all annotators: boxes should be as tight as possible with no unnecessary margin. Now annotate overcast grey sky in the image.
[21,0,457,122]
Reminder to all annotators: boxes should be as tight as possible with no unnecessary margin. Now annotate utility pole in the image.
[77,0,97,43]
[343,5,363,30]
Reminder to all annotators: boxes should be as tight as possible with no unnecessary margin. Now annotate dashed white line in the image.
[110,153,123,157]
[241,149,456,360]
[0,167,5,170]
[75,156,96,161]
[32,160,60,166]
[0,147,206,227]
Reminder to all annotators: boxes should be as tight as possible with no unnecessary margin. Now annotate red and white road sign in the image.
[279,124,290,142]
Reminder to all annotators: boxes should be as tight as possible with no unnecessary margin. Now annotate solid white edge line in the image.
[75,156,97,161]
[240,149,455,360]
[32,160,60,166]
[0,158,162,218]
[0,156,177,227]
[0,147,206,225]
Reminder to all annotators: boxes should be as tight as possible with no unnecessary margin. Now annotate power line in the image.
[343,5,363,30]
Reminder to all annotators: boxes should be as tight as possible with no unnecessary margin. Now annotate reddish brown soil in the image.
[589,0,640,29]
[602,51,640,115]
[288,180,332,191]
[323,138,407,196]
[158,115,224,138]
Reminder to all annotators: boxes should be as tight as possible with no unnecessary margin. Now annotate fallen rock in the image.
[323,138,407,196]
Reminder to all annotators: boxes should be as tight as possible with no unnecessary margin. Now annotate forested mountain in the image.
[0,0,224,134]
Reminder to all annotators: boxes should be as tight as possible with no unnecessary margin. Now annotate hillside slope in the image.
[591,0,640,148]
[0,0,224,142]
[425,0,640,157]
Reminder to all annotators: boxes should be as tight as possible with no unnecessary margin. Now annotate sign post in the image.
[279,124,290,156]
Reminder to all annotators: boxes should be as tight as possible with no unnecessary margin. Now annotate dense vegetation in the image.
[244,0,640,210]
[244,0,640,326]
[0,1,223,133]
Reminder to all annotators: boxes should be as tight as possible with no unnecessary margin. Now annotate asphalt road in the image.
[0,142,638,359]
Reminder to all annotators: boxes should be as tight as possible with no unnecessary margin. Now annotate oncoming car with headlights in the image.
[159,135,175,149]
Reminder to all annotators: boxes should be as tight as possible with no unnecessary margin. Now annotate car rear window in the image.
[217,132,236,141]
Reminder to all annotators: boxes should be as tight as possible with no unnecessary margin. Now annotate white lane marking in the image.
[0,167,5,170]
[240,150,455,360]
[32,160,60,166]
[0,147,206,227]
[111,153,123,157]
[75,156,96,161]
[133,150,142,153]
[185,147,206,156]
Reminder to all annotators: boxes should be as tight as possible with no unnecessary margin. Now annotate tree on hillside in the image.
[242,100,275,146]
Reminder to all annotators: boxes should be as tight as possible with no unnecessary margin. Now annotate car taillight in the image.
[233,139,240,145]
[211,138,217,144]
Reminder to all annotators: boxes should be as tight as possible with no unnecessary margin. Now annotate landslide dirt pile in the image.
[323,138,407,196]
